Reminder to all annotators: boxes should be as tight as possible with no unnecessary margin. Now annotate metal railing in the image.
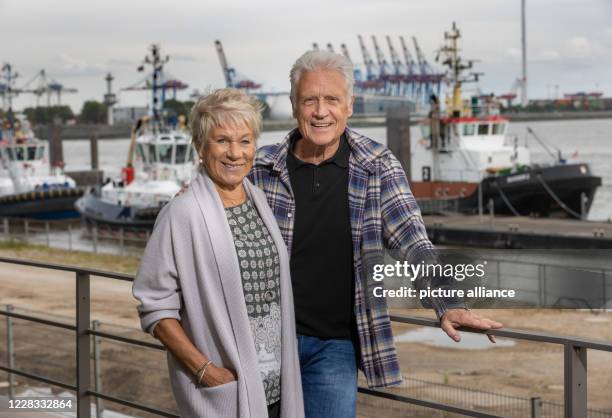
[1,256,612,417]
[1,217,149,255]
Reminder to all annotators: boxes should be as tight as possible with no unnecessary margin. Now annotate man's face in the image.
[293,69,353,147]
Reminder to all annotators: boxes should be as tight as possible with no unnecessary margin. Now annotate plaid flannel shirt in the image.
[249,127,464,388]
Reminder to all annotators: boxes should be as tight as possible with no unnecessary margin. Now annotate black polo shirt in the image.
[287,133,355,339]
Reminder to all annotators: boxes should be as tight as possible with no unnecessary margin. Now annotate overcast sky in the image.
[2,0,611,113]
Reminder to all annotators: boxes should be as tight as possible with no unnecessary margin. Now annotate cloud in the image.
[170,53,206,63]
[505,48,521,59]
[51,54,107,77]
[563,36,606,59]
[537,50,561,62]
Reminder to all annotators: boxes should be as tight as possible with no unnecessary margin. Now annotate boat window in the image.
[188,144,196,162]
[175,144,187,164]
[477,124,489,135]
[148,144,158,162]
[419,124,431,139]
[36,145,45,159]
[14,146,25,161]
[27,146,37,160]
[492,123,505,135]
[462,124,475,136]
[137,143,147,163]
[158,144,173,163]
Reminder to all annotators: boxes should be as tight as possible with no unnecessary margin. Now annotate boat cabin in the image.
[136,132,195,166]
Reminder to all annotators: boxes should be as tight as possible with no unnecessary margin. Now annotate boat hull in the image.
[0,188,84,219]
[413,164,602,218]
[74,192,162,230]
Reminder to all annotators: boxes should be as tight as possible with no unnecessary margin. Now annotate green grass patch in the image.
[0,240,141,275]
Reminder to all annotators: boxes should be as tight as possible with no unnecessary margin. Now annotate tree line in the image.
[12,99,195,125]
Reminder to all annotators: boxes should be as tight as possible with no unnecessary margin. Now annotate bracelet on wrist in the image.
[195,360,213,386]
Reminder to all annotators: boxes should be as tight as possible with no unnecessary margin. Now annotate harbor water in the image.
[60,118,612,221]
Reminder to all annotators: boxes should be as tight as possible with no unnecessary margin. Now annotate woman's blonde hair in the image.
[189,88,264,161]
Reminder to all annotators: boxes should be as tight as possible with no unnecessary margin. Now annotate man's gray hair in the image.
[189,88,263,164]
[289,50,354,104]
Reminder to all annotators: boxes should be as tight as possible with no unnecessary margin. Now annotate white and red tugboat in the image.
[411,23,600,218]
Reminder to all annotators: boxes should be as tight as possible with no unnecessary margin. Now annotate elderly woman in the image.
[133,88,304,418]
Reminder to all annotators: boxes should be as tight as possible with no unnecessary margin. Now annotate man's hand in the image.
[440,309,502,343]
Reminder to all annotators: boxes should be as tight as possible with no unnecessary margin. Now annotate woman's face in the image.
[201,124,256,191]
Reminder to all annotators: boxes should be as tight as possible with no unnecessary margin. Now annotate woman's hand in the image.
[201,364,237,387]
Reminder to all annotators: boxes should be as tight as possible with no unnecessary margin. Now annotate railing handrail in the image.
[0,256,133,281]
[389,314,612,352]
[2,255,611,417]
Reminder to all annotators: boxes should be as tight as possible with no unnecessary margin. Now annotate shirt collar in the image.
[257,127,384,175]
[287,132,350,172]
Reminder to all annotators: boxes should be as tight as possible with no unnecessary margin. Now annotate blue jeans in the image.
[297,334,358,418]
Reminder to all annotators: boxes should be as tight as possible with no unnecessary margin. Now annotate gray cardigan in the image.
[133,171,304,418]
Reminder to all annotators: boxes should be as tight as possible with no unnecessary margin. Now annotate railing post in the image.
[3,218,9,240]
[68,224,73,251]
[6,304,15,400]
[119,228,124,256]
[45,221,51,247]
[24,219,29,243]
[530,397,541,418]
[76,272,92,418]
[564,343,587,418]
[92,320,104,418]
[478,181,483,222]
[92,225,98,254]
[580,192,587,221]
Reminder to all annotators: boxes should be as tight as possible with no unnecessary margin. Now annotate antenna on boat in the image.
[138,44,169,130]
[435,22,480,117]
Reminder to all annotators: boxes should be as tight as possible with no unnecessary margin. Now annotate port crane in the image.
[371,35,390,78]
[384,36,407,96]
[412,36,444,103]
[16,69,78,107]
[356,35,384,93]
[215,40,261,92]
[340,43,363,84]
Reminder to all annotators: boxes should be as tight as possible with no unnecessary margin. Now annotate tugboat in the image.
[411,23,601,218]
[0,114,82,219]
[75,44,196,230]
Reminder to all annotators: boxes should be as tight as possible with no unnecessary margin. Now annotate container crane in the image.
[383,36,405,95]
[312,43,320,51]
[399,36,419,100]
[412,36,444,103]
[371,35,390,77]
[357,35,377,81]
[399,36,417,76]
[499,78,522,108]
[215,40,261,92]
[19,69,78,107]
[341,43,363,83]
[340,43,352,61]
[326,43,335,53]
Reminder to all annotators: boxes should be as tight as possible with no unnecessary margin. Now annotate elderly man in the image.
[248,50,502,418]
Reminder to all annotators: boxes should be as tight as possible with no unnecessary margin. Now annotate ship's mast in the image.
[520,0,528,107]
[1,63,19,112]
[435,22,479,117]
[138,44,169,127]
